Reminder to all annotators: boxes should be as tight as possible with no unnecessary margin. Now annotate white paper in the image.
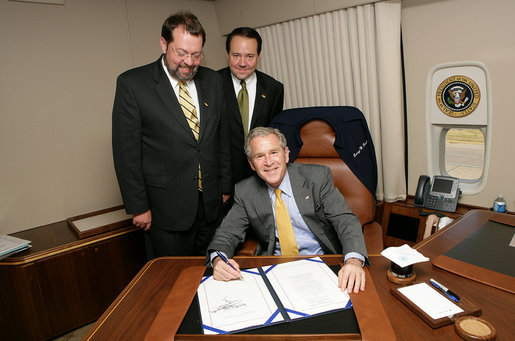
[72,208,131,232]
[398,283,463,320]
[197,270,282,334]
[265,258,350,317]
[381,244,429,268]
[197,257,350,334]
[0,235,31,257]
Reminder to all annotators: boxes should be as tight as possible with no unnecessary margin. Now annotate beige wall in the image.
[402,0,515,209]
[0,0,226,234]
[1,0,513,235]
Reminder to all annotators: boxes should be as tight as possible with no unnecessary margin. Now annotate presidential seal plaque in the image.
[436,75,480,118]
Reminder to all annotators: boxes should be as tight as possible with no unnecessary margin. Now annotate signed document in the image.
[197,257,351,334]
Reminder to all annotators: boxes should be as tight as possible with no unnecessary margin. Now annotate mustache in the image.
[179,63,196,70]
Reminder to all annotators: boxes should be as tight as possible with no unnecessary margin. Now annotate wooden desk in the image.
[85,210,515,340]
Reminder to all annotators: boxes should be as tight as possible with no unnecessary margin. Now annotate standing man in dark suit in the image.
[218,27,284,187]
[112,11,231,257]
[208,127,368,293]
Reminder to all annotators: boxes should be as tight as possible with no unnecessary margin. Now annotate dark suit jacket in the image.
[207,163,368,262]
[218,67,284,185]
[112,57,231,231]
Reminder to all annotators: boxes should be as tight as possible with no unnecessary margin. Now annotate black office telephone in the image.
[414,175,460,212]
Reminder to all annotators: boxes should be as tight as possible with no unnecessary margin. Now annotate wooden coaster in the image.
[455,316,496,340]
[386,269,416,284]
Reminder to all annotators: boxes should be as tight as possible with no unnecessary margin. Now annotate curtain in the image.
[256,0,405,202]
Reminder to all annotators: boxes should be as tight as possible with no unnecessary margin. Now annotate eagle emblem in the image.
[447,85,469,108]
[436,75,480,118]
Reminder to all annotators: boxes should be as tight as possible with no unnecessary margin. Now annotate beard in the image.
[164,55,198,81]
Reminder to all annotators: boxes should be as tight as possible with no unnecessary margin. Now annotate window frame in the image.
[425,62,491,195]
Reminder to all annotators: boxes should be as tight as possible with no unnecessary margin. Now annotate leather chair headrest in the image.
[298,120,339,158]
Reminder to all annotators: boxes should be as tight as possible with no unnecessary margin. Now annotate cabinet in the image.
[0,220,145,341]
[381,196,474,248]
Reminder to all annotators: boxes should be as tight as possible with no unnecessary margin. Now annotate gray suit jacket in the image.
[208,163,368,262]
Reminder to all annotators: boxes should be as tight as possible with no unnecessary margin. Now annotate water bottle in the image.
[492,194,506,213]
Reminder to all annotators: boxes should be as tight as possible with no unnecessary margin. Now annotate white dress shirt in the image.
[161,57,200,121]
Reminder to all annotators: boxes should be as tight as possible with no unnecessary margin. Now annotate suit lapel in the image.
[194,69,210,142]
[221,68,243,129]
[250,72,268,128]
[254,182,274,226]
[288,165,334,252]
[153,59,198,141]
[248,179,276,251]
[288,165,314,218]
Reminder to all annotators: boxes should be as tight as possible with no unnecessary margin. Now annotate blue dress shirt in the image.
[268,172,364,265]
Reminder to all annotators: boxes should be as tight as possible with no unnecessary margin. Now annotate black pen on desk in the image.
[429,278,460,302]
[216,251,243,280]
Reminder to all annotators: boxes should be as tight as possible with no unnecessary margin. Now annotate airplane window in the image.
[443,128,485,181]
[427,62,490,194]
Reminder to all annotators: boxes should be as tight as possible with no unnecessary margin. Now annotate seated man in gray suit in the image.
[207,127,369,293]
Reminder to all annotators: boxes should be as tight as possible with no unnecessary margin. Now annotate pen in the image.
[429,278,460,302]
[216,251,244,280]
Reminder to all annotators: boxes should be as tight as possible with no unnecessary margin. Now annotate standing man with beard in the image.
[112,11,231,257]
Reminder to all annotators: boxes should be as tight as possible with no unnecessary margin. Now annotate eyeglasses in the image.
[169,44,203,61]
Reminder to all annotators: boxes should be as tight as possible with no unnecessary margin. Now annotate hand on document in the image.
[213,256,242,281]
[338,258,366,293]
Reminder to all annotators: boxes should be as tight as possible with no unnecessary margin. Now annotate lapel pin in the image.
[305,195,310,200]
[204,102,208,106]
[261,93,267,99]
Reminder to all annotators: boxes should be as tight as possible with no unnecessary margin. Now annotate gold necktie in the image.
[178,82,202,191]
[178,82,200,140]
[237,80,249,138]
[274,188,299,256]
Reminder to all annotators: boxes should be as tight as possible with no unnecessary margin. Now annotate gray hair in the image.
[244,127,287,159]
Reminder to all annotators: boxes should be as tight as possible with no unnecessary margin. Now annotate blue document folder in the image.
[197,257,353,335]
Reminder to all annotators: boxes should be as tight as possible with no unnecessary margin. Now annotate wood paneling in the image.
[381,196,483,248]
[0,264,51,340]
[0,221,145,341]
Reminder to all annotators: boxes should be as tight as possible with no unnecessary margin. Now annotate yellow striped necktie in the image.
[178,82,200,140]
[274,188,299,256]
[178,82,202,191]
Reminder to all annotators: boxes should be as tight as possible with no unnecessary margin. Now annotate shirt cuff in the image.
[344,252,365,267]
[209,251,227,267]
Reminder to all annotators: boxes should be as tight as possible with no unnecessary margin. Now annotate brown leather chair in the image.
[236,118,384,256]
[294,119,383,253]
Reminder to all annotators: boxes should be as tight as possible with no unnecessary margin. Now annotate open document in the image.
[197,257,352,334]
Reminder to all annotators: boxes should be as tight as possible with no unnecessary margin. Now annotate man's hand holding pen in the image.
[213,252,244,281]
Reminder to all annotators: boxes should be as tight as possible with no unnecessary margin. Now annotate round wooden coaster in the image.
[386,269,416,284]
[455,316,496,340]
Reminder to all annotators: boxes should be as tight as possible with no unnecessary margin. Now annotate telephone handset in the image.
[414,175,460,213]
